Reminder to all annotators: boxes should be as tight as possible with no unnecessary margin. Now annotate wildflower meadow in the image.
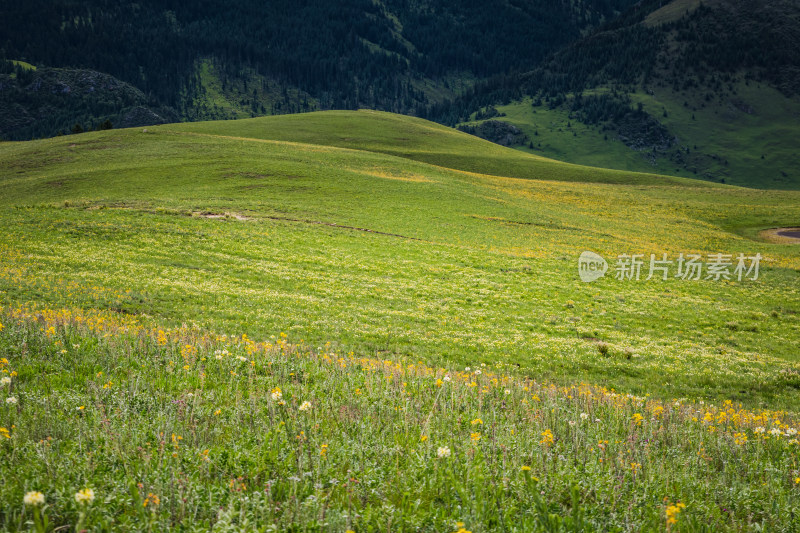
[1,112,800,530]
[2,308,800,530]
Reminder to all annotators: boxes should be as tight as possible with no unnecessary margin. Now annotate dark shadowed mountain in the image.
[432,0,800,188]
[0,63,176,140]
[0,0,638,139]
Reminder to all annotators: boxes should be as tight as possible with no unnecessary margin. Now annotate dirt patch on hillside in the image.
[760,227,800,244]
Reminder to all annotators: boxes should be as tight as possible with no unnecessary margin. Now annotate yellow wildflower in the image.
[665,502,686,525]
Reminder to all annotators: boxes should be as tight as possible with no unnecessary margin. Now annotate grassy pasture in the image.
[1,111,800,530]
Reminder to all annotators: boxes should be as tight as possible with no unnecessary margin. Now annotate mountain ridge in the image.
[436,0,800,189]
[0,0,638,139]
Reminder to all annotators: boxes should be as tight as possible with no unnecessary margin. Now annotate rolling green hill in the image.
[1,111,798,405]
[166,110,717,186]
[2,111,800,530]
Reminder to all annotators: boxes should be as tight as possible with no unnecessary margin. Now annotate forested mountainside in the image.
[432,0,800,188]
[0,62,176,140]
[0,0,638,139]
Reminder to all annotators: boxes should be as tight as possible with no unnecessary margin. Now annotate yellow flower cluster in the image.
[665,502,686,525]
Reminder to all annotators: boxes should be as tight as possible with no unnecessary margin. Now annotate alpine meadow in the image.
[1,1,800,532]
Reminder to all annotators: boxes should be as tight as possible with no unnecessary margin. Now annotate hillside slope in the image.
[2,110,800,528]
[443,0,800,189]
[0,112,799,409]
[0,0,640,138]
[167,110,716,186]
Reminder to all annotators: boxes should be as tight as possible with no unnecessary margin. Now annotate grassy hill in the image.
[1,111,800,530]
[167,110,717,186]
[1,110,797,400]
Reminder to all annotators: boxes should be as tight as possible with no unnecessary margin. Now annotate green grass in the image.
[0,113,798,405]
[1,110,800,530]
[3,313,800,531]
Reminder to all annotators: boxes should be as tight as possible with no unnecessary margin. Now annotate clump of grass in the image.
[2,308,800,531]
[596,341,610,357]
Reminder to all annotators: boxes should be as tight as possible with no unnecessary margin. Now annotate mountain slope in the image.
[0,62,177,140]
[0,0,639,139]
[441,0,800,189]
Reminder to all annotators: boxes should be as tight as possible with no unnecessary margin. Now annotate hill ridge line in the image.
[167,128,697,188]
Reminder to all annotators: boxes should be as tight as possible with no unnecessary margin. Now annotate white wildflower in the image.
[23,491,45,506]
[74,488,95,504]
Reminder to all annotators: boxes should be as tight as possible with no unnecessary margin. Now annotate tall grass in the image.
[2,307,799,531]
